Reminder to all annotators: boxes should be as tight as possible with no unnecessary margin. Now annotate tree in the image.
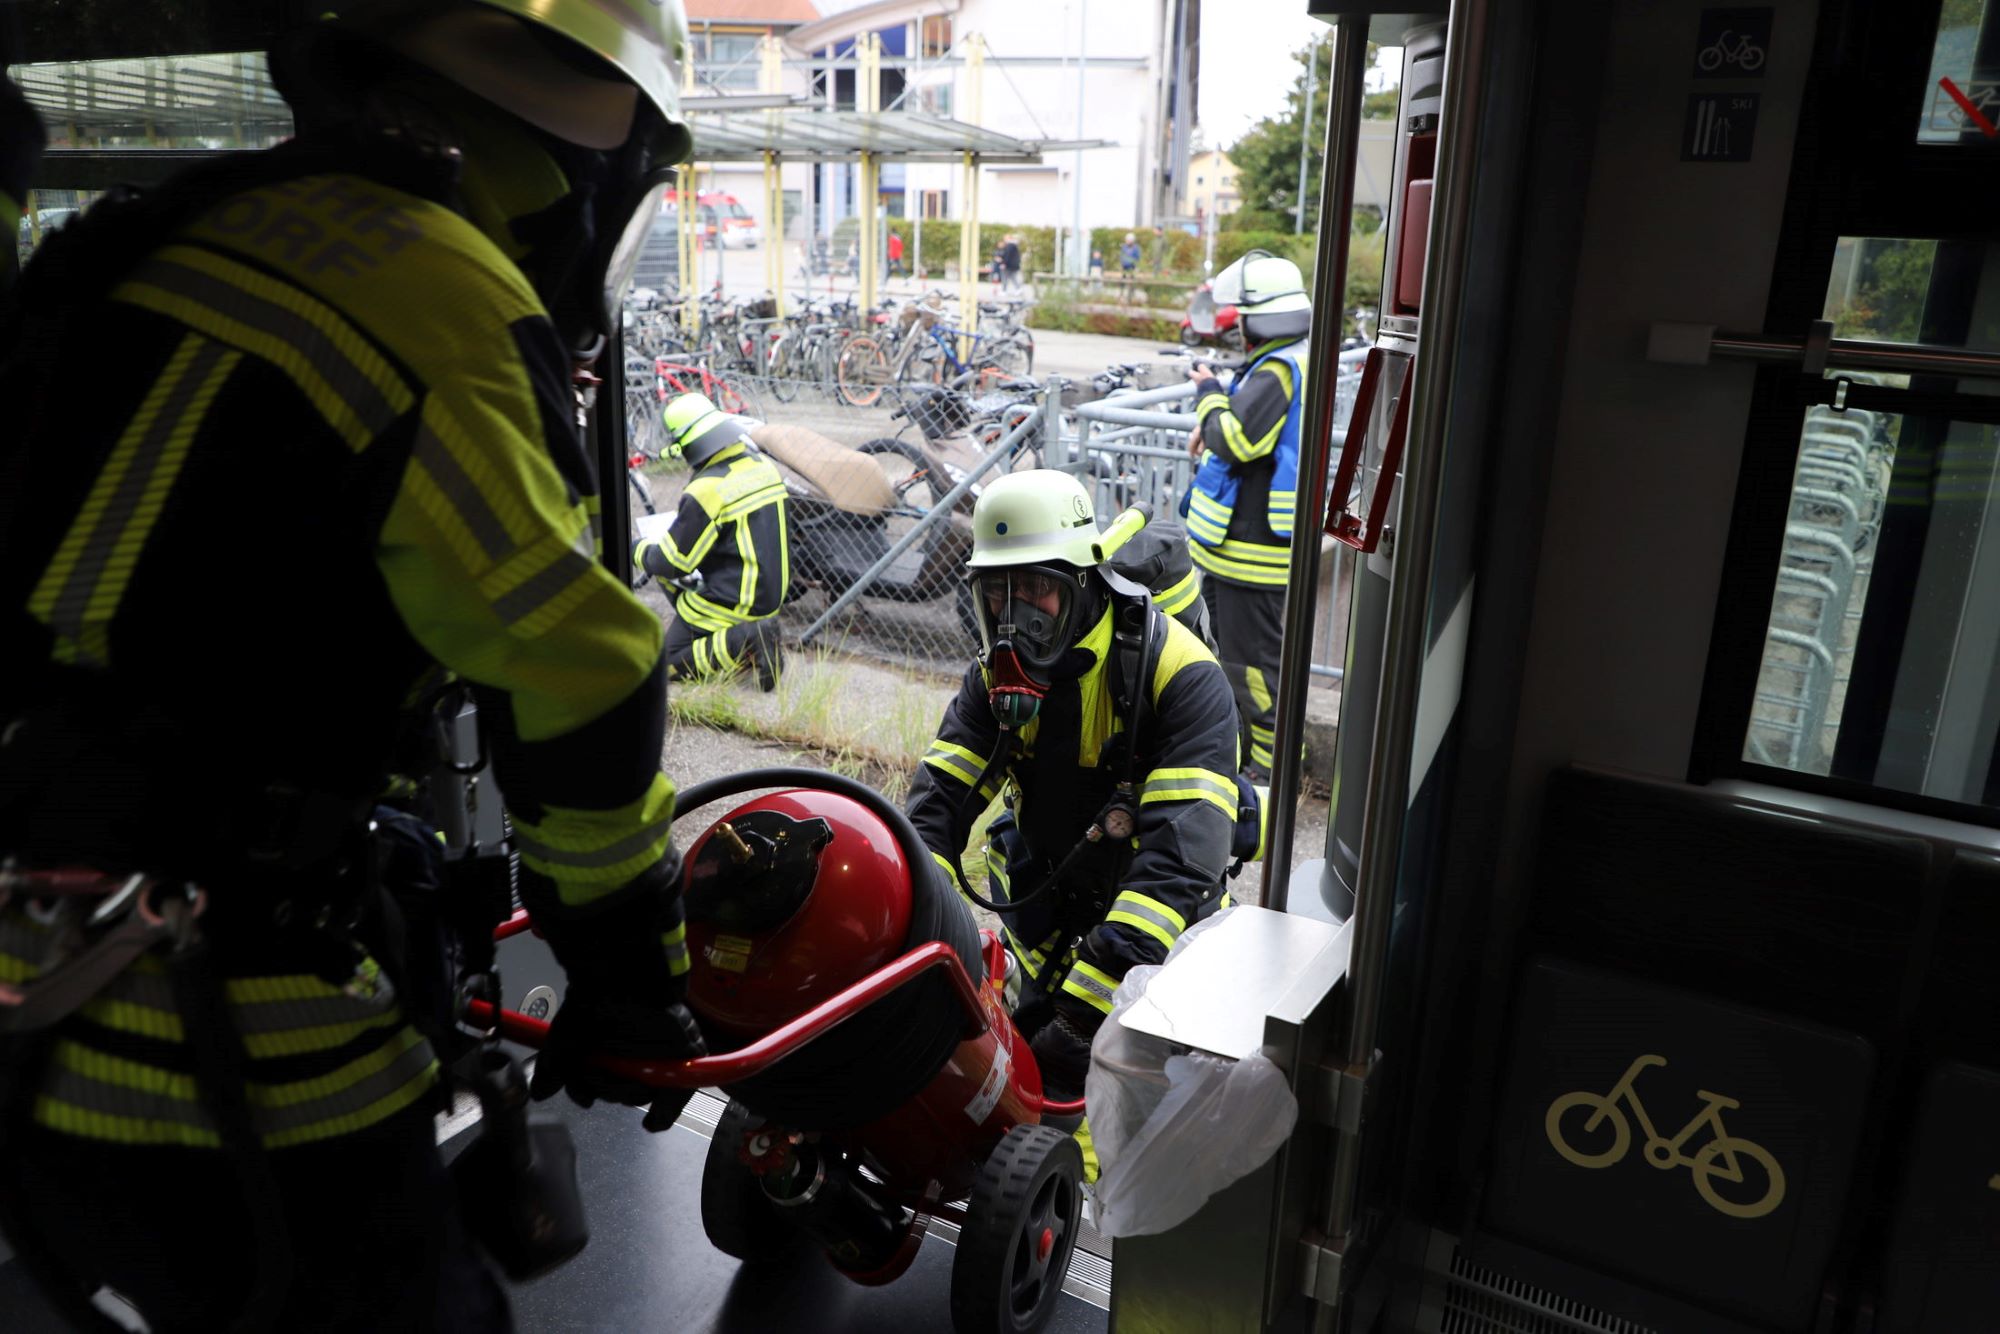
[1229,41,1398,233]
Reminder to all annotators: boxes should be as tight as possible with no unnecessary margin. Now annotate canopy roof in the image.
[12,55,1104,187]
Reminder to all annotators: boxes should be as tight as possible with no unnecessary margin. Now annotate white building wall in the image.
[789,0,1187,248]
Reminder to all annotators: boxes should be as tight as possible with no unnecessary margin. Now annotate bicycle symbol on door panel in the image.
[1698,30,1766,73]
[1544,1054,1787,1219]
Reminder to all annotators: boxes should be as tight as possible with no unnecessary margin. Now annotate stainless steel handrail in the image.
[1321,0,1491,1251]
[1649,318,2000,382]
[1713,332,2000,380]
[1262,14,1371,914]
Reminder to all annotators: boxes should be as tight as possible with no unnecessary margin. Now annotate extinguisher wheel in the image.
[948,1124,1084,1334]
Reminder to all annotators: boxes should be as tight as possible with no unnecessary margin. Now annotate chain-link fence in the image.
[626,349,1366,683]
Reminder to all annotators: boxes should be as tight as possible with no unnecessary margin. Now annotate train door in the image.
[1156,0,2000,1330]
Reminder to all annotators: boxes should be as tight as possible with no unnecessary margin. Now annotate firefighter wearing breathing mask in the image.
[906,471,1242,1117]
[0,1,703,1328]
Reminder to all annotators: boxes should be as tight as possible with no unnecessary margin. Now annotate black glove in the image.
[529,987,708,1132]
[518,852,706,1130]
[1029,1011,1095,1104]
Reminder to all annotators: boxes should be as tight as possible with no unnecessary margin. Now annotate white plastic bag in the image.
[1084,910,1300,1238]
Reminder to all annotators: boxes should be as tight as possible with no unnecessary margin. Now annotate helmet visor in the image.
[971,566,1082,671]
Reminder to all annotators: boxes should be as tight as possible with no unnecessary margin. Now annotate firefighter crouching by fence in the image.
[631,393,789,691]
[0,1,712,1328]
[1182,248,1313,784]
[907,471,1262,1176]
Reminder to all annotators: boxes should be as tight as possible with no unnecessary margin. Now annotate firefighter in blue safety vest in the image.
[906,471,1243,1153]
[631,392,789,691]
[0,2,706,1329]
[1182,248,1312,782]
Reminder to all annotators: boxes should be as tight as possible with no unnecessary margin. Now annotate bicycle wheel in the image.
[1691,1136,1786,1219]
[1543,1091,1630,1169]
[713,374,765,421]
[998,332,1034,376]
[627,467,656,517]
[623,378,660,458]
[767,334,799,403]
[836,336,890,408]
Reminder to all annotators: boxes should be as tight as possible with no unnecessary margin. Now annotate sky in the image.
[1197,1,1398,148]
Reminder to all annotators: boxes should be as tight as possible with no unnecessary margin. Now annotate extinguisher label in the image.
[965,1038,1011,1124]
[708,934,754,972]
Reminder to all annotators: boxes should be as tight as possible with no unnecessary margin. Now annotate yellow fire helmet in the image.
[662,392,749,468]
[294,1,690,156]
[967,470,1103,571]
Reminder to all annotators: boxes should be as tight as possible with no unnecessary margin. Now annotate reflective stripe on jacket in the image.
[906,607,1240,1014]
[2,166,675,1146]
[637,443,790,629]
[1183,338,1306,588]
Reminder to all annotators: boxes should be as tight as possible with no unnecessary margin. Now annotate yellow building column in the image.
[957,34,986,360]
[677,164,697,336]
[858,32,881,315]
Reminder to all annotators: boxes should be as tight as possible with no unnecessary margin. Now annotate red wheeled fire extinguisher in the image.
[479,768,1088,1334]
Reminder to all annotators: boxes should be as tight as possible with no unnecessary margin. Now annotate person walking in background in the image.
[1118,231,1141,303]
[1000,232,1023,293]
[1088,247,1105,291]
[887,227,904,277]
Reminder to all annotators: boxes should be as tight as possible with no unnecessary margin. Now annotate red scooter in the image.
[1180,282,1245,352]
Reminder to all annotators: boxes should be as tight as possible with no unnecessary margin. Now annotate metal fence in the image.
[627,357,1365,686]
[1744,398,1895,772]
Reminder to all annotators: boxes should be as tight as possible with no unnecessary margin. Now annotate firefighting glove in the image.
[521,853,708,1131]
[528,987,707,1131]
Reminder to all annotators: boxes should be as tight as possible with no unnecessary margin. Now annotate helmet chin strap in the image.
[986,641,1049,731]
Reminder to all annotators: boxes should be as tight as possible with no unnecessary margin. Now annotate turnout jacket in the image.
[1184,337,1307,588]
[907,607,1239,1020]
[0,161,678,1149]
[635,440,789,628]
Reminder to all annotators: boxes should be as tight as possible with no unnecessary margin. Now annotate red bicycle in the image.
[623,354,766,460]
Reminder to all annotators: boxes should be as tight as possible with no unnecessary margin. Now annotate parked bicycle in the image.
[835,293,1033,408]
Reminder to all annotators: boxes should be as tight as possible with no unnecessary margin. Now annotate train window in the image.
[8,53,290,266]
[1917,0,1998,144]
[7,54,290,151]
[1744,405,2000,794]
[1741,229,2000,800]
[1824,237,2000,352]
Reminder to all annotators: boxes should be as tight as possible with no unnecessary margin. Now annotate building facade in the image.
[1187,147,1240,220]
[785,0,1202,258]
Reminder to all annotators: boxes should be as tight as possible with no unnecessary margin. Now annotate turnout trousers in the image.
[661,614,780,685]
[0,1100,510,1333]
[1201,576,1286,777]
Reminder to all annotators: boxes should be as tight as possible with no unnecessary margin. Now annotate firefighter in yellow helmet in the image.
[0,2,697,1327]
[632,393,790,690]
[906,471,1248,1167]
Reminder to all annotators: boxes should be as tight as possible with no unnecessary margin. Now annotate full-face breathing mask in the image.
[972,566,1090,729]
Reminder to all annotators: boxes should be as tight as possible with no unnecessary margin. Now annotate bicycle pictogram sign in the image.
[1698,30,1766,73]
[1544,1054,1787,1219]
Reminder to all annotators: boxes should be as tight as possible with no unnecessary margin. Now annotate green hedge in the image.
[820,214,1380,317]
